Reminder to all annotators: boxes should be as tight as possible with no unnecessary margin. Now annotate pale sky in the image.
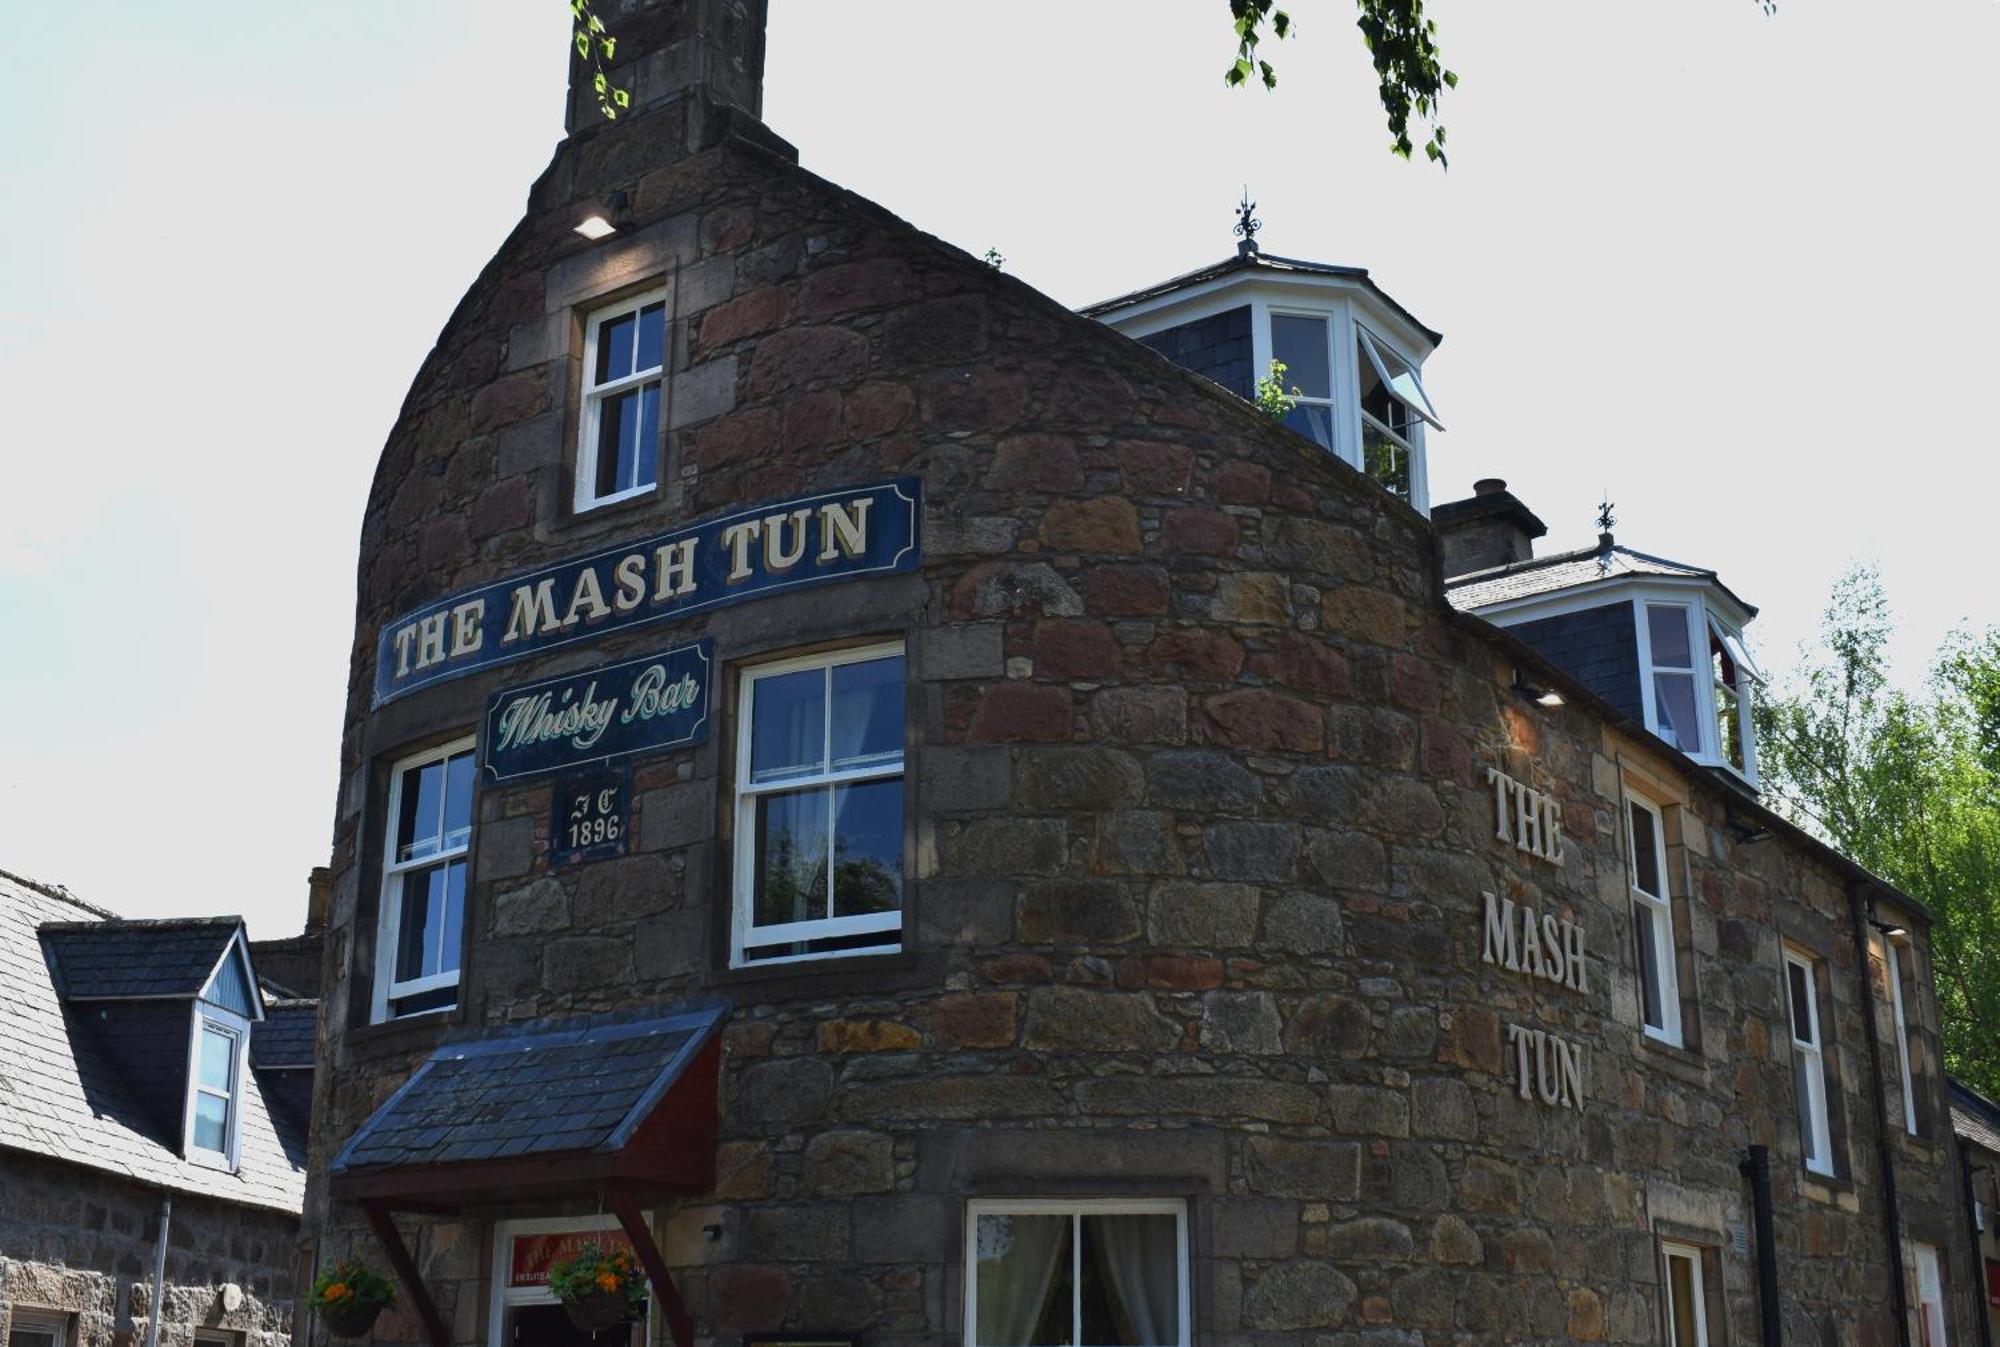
[1,1,1994,937]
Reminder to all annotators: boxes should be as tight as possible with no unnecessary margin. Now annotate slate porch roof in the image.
[1951,1077,2000,1156]
[41,916,242,1000]
[0,869,307,1214]
[332,1001,726,1175]
[1445,541,1760,619]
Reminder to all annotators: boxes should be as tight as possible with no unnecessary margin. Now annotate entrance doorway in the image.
[504,1303,644,1347]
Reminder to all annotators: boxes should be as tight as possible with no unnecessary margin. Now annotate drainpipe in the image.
[1963,1144,1994,1347]
[144,1196,172,1347]
[1740,1144,1783,1347]
[1852,883,1912,1347]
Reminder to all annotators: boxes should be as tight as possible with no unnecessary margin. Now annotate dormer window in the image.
[1639,601,1760,782]
[1271,313,1335,448]
[190,1019,243,1166]
[1356,326,1440,506]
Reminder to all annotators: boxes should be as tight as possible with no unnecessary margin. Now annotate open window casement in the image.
[1357,325,1444,429]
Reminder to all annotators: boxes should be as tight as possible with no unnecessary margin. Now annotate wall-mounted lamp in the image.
[573,190,632,241]
[1512,673,1565,709]
[1724,805,1772,845]
[1870,918,1909,941]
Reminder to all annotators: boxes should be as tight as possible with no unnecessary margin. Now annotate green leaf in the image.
[612,87,631,109]
[593,72,607,94]
[600,36,616,58]
[575,31,589,57]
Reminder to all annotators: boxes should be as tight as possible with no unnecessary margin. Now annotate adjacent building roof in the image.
[1951,1077,2000,1156]
[0,870,307,1214]
[333,1001,726,1175]
[1445,540,1759,619]
[1078,250,1444,347]
[41,916,244,1000]
[251,999,319,1069]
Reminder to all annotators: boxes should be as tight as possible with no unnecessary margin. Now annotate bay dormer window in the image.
[1638,600,1761,784]
[1355,325,1440,506]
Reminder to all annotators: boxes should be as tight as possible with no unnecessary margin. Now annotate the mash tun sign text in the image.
[373,479,921,706]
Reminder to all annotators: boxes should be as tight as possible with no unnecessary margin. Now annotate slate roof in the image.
[251,999,318,1069]
[1951,1077,2000,1156]
[1077,250,1443,346]
[40,916,242,1000]
[0,870,307,1214]
[1445,541,1759,619]
[332,1001,726,1174]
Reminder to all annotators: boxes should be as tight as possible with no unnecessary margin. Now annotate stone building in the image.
[1950,1080,2000,1345]
[0,870,312,1347]
[300,2,1984,1344]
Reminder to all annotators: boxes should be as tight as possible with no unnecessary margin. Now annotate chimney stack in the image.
[565,0,769,137]
[1432,478,1549,578]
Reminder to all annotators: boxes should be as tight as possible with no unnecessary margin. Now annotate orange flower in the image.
[594,1272,619,1293]
[323,1283,351,1303]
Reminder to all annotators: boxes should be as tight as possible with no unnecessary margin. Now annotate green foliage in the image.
[1254,358,1298,420]
[310,1258,396,1312]
[1225,0,1294,92]
[1756,563,2000,1098]
[572,0,631,121]
[982,247,1005,270]
[548,1242,647,1316]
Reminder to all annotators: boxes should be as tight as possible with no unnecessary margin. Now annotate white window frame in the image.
[184,1009,249,1171]
[372,736,476,1023]
[1353,322,1439,508]
[1914,1241,1948,1347]
[488,1214,652,1347]
[1885,931,1920,1135]
[1662,1243,1710,1347]
[575,286,668,514]
[1707,612,1758,780]
[8,1309,72,1347]
[1268,308,1339,452]
[731,643,906,967]
[963,1198,1190,1347]
[1637,601,1707,759]
[1626,793,1682,1047]
[1787,947,1835,1177]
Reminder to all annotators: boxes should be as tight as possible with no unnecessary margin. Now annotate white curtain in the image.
[975,1214,1069,1346]
[1089,1214,1178,1346]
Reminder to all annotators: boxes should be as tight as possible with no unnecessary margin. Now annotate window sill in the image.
[1636,1029,1711,1086]
[344,1008,459,1062]
[706,945,943,1002]
[552,483,662,539]
[1799,1167,1858,1205]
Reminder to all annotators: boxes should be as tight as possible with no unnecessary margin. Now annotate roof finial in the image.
[1595,494,1616,568]
[1234,186,1262,257]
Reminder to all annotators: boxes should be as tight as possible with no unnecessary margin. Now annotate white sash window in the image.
[966,1200,1189,1347]
[374,737,476,1021]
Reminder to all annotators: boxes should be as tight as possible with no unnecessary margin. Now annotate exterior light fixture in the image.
[1871,919,1909,941]
[572,191,632,243]
[573,215,618,241]
[1513,674,1564,709]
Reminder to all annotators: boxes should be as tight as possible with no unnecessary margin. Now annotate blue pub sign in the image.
[481,640,714,782]
[373,479,921,706]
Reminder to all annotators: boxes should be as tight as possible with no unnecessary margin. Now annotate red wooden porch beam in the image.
[363,1202,453,1347]
[608,1188,695,1347]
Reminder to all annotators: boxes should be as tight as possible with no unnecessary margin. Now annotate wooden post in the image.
[608,1189,696,1347]
[362,1202,453,1347]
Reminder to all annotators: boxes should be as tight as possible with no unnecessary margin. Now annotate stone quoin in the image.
[297,2,1983,1345]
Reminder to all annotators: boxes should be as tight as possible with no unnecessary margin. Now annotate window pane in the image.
[199,1026,235,1092]
[1648,606,1694,668]
[832,780,903,918]
[754,787,830,929]
[1787,961,1814,1044]
[1271,316,1330,399]
[1654,672,1702,753]
[10,1327,59,1347]
[1362,421,1411,502]
[396,758,444,860]
[1282,402,1334,450]
[1081,1214,1179,1346]
[596,387,646,499]
[635,301,666,373]
[596,310,636,384]
[438,859,466,977]
[442,751,475,850]
[192,1092,229,1153]
[1794,1051,1820,1164]
[1715,683,1745,772]
[632,383,660,492]
[1635,904,1665,1031]
[395,865,445,982]
[751,668,827,782]
[830,656,905,769]
[1629,804,1662,897]
[1668,1254,1700,1347]
[975,1213,1074,1346]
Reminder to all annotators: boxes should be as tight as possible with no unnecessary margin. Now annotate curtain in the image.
[1088,1214,1178,1346]
[975,1214,1069,1346]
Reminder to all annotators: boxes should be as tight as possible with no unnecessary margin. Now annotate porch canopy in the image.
[329,1000,728,1347]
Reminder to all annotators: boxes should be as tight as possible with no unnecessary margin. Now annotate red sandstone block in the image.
[1249,633,1351,697]
[933,992,1018,1049]
[1211,459,1272,504]
[701,205,754,254]
[1116,439,1194,496]
[1031,621,1123,679]
[783,388,844,450]
[746,324,868,397]
[798,258,916,320]
[1040,497,1141,554]
[922,366,1032,430]
[1083,565,1170,617]
[468,369,548,433]
[1419,714,1473,786]
[1202,689,1325,754]
[1149,628,1245,682]
[987,434,1084,493]
[1161,508,1239,556]
[846,380,914,438]
[697,284,792,354]
[1390,653,1441,712]
[689,406,778,468]
[1145,954,1225,990]
[967,682,1073,743]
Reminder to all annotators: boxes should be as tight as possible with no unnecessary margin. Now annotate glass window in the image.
[1272,314,1336,453]
[1787,949,1834,1176]
[1355,326,1435,504]
[1707,615,1756,776]
[968,1201,1187,1347]
[1884,932,1919,1134]
[188,1019,241,1167]
[377,738,476,1020]
[1627,796,1681,1045]
[576,289,667,511]
[734,645,905,965]
[1663,1244,1709,1347]
[1645,604,1705,756]
[1914,1243,1947,1347]
[7,1312,67,1347]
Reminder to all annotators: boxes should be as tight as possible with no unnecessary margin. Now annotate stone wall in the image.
[0,1153,298,1347]
[301,73,1982,1347]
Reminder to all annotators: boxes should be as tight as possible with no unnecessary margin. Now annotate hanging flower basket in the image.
[549,1242,647,1334]
[323,1301,387,1339]
[310,1257,396,1340]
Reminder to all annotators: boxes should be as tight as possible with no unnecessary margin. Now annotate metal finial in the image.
[1234,187,1262,257]
[1595,497,1616,536]
[1596,495,1616,568]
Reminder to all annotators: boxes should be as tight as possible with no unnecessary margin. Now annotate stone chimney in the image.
[305,866,332,934]
[565,0,769,136]
[1432,478,1548,578]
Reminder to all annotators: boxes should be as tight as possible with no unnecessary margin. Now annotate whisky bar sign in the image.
[482,640,712,782]
[373,479,921,705]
